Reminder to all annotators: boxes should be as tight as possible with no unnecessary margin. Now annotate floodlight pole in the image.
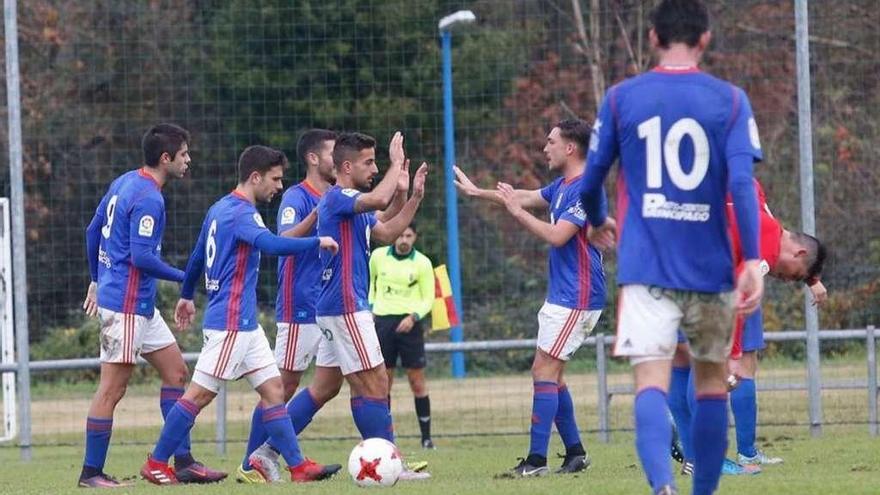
[439,10,474,379]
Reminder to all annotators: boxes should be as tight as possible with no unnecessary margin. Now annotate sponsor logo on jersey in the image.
[98,247,111,268]
[138,215,155,237]
[253,212,266,228]
[205,274,220,292]
[642,193,710,222]
[280,207,296,225]
[342,188,359,197]
[748,117,761,150]
[567,200,587,222]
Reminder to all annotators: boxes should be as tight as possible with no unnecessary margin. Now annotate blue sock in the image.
[692,394,729,495]
[669,366,693,462]
[731,378,757,457]
[634,388,675,491]
[241,403,267,470]
[555,385,584,454]
[262,404,303,468]
[528,381,559,459]
[351,396,394,441]
[83,417,113,472]
[289,388,321,434]
[152,399,200,464]
[159,387,192,463]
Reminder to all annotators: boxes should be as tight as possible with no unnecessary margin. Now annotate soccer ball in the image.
[347,437,404,487]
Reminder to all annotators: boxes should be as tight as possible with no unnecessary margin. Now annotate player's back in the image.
[276,182,322,324]
[96,168,166,316]
[201,191,264,331]
[610,68,761,292]
[316,185,376,316]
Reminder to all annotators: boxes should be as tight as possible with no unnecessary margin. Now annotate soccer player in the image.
[239,132,418,483]
[79,123,225,487]
[368,223,436,449]
[578,1,765,494]
[454,118,606,476]
[236,129,343,483]
[139,145,341,485]
[668,179,827,475]
[292,131,430,480]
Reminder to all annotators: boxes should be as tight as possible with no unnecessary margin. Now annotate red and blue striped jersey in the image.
[94,168,166,317]
[540,175,606,310]
[315,186,377,316]
[200,191,271,331]
[275,181,323,324]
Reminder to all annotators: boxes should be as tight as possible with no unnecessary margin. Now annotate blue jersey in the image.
[540,175,606,310]
[316,186,377,316]
[275,181,323,324]
[95,169,167,317]
[199,191,272,331]
[586,68,763,292]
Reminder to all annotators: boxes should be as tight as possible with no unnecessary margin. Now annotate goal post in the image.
[0,198,17,442]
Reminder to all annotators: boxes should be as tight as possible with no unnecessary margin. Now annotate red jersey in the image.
[728,179,782,359]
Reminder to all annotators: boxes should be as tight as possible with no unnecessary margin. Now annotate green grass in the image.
[1,426,878,494]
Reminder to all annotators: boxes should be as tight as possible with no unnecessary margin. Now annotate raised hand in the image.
[389,131,405,167]
[397,159,411,193]
[495,182,523,216]
[809,280,827,306]
[453,166,480,197]
[174,298,196,332]
[412,162,429,199]
[82,281,98,318]
[319,236,339,255]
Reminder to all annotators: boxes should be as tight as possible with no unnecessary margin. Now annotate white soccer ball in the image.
[347,437,404,487]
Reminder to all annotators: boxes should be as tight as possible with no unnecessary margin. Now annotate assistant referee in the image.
[368,223,436,449]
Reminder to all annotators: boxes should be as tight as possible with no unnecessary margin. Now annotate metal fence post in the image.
[595,333,610,443]
[216,382,227,456]
[867,325,877,437]
[794,0,822,438]
[3,0,32,461]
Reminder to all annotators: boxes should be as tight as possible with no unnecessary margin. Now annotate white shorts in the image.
[195,326,277,381]
[275,322,323,372]
[614,284,735,364]
[536,302,602,361]
[98,307,176,364]
[316,311,384,376]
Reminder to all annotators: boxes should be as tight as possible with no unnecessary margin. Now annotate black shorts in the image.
[374,314,426,370]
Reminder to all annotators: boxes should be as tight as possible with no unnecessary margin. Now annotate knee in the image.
[164,364,189,388]
[283,380,300,402]
[311,379,342,405]
[95,383,127,407]
[407,373,427,396]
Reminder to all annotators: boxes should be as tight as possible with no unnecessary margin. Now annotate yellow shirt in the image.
[368,246,434,320]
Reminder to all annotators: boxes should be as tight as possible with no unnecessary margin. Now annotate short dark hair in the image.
[556,119,591,158]
[332,132,376,168]
[237,145,288,183]
[793,232,827,282]
[296,129,338,167]
[142,123,190,167]
[650,0,710,49]
[405,222,418,235]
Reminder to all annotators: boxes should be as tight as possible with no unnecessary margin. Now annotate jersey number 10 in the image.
[638,116,709,191]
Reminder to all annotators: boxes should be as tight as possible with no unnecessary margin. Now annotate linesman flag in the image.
[430,264,460,332]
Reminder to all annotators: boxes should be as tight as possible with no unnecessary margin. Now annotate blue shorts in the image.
[741,307,765,352]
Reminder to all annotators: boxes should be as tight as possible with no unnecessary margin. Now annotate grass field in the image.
[1,426,878,494]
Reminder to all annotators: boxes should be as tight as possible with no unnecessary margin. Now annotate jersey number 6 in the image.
[205,220,218,268]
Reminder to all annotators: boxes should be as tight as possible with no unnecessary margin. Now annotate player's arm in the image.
[580,92,619,250]
[177,223,208,331]
[453,166,548,209]
[727,88,765,315]
[376,159,411,223]
[496,183,580,247]
[354,131,406,213]
[82,196,108,317]
[279,210,317,238]
[242,210,337,256]
[128,198,184,282]
[371,163,428,244]
[413,256,435,322]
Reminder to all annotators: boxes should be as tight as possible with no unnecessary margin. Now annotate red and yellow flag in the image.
[430,264,460,332]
